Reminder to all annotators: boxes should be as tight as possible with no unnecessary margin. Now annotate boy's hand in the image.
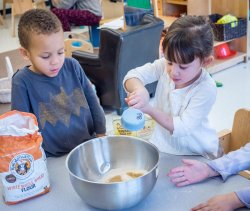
[167,159,218,187]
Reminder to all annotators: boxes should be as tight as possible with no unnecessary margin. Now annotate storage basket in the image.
[209,14,247,41]
[0,57,13,103]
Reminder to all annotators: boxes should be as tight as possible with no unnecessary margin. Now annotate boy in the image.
[11,9,106,156]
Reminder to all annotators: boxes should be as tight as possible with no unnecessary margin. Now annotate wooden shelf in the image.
[208,52,247,74]
[157,0,249,73]
[166,0,188,6]
[214,40,234,47]
[158,15,178,28]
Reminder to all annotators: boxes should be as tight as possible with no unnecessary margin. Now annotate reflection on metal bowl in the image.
[66,135,159,210]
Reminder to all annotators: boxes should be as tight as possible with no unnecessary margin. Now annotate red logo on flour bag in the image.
[11,153,34,178]
[0,110,50,205]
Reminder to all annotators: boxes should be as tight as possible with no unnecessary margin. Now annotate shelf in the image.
[208,52,247,74]
[158,15,178,28]
[166,0,188,6]
[158,0,249,73]
[214,39,234,47]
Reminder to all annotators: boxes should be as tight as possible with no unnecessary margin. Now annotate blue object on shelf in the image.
[121,107,145,131]
[124,6,153,26]
[89,25,100,48]
[71,41,82,47]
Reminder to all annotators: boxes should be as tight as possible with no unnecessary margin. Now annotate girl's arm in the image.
[144,105,174,133]
[124,58,171,129]
[123,58,165,89]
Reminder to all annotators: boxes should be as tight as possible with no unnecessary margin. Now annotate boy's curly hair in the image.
[18,9,62,49]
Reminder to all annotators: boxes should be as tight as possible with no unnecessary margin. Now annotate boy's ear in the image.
[19,47,30,61]
[202,55,214,67]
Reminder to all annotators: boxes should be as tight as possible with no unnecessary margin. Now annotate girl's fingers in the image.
[191,202,208,211]
[169,166,185,173]
[176,180,190,187]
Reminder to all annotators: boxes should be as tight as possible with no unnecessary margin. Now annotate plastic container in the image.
[127,0,151,9]
[121,107,145,131]
[124,6,153,26]
[89,25,100,48]
[214,43,236,59]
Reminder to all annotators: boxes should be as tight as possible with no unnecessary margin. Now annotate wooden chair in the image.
[64,38,93,57]
[218,108,250,179]
[11,0,46,37]
[2,0,13,19]
[0,14,4,25]
[33,0,46,9]
[11,0,33,37]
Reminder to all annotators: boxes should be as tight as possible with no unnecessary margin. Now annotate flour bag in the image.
[0,110,50,204]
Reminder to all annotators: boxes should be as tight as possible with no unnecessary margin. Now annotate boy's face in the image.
[166,57,204,89]
[21,29,65,77]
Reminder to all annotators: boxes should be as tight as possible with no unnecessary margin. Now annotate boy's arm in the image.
[76,64,106,135]
[11,72,31,112]
[85,79,106,134]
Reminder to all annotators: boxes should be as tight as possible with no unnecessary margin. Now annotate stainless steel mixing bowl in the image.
[66,135,159,210]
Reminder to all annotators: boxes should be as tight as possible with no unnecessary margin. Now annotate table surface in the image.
[1,153,249,211]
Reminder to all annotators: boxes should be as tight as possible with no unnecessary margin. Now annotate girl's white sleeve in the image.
[123,58,166,91]
[172,75,217,137]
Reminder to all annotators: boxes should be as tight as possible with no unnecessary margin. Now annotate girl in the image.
[123,16,222,159]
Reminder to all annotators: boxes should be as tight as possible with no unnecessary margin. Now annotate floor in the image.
[1,13,250,136]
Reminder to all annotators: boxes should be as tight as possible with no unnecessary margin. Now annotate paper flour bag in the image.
[0,110,50,204]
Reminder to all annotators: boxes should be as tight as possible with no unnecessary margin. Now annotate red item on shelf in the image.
[214,43,236,59]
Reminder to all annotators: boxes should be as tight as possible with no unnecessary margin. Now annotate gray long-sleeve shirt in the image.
[208,143,250,208]
[51,0,102,16]
[11,58,106,156]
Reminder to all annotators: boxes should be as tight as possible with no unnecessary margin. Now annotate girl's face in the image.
[166,57,203,89]
[20,29,65,77]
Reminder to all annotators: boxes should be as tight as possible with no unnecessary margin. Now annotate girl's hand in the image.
[125,87,150,110]
[191,192,245,211]
[167,159,218,187]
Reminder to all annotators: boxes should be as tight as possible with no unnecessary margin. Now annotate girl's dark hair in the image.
[162,15,214,64]
[18,9,62,50]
